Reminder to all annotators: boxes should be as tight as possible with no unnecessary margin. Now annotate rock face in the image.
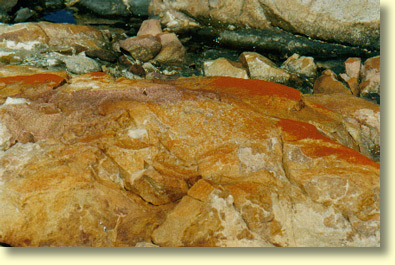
[149,0,379,49]
[0,68,380,247]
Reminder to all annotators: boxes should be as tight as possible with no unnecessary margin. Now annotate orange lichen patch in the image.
[0,74,65,88]
[212,76,301,101]
[277,118,379,169]
[303,144,380,170]
[85,72,108,78]
[277,118,329,142]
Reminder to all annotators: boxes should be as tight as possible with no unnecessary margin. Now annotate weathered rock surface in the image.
[212,28,378,60]
[204,58,248,79]
[0,22,109,52]
[0,68,380,247]
[360,56,380,97]
[150,0,379,49]
[305,94,380,161]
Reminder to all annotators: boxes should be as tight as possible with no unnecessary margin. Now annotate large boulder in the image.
[0,69,380,247]
[149,0,379,49]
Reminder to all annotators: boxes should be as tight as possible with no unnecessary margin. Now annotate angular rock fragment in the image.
[137,19,163,37]
[153,32,186,64]
[281,53,317,79]
[239,52,291,84]
[119,35,162,62]
[313,69,351,95]
[344,57,362,79]
[63,53,102,75]
[204,57,248,79]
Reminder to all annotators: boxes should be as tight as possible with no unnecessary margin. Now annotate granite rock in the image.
[0,69,380,247]
[149,0,379,49]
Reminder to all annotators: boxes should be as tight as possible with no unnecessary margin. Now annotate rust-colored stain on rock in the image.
[213,76,302,101]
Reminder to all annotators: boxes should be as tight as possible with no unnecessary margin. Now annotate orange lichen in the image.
[213,76,301,101]
[0,74,65,88]
[277,118,379,169]
[86,72,108,78]
[305,145,380,170]
[277,118,329,142]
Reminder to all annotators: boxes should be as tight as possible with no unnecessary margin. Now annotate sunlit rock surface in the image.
[0,68,380,247]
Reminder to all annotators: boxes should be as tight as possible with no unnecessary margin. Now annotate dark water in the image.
[42,9,76,24]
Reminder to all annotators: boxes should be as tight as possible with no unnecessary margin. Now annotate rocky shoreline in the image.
[0,0,380,247]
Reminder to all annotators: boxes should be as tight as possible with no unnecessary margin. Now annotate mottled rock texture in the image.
[0,68,380,247]
[0,22,110,54]
[149,0,379,49]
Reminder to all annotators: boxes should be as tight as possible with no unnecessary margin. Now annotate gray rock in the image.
[0,9,11,23]
[43,0,65,9]
[213,28,378,60]
[63,53,102,74]
[128,0,150,16]
[14,8,37,23]
[77,0,130,17]
[150,0,380,49]
[0,0,18,12]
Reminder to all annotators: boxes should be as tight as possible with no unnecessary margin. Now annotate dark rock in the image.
[0,9,11,23]
[43,0,64,9]
[0,0,18,12]
[129,64,146,77]
[128,0,150,16]
[200,28,379,60]
[118,55,135,67]
[14,8,37,23]
[85,49,118,63]
[77,0,130,17]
